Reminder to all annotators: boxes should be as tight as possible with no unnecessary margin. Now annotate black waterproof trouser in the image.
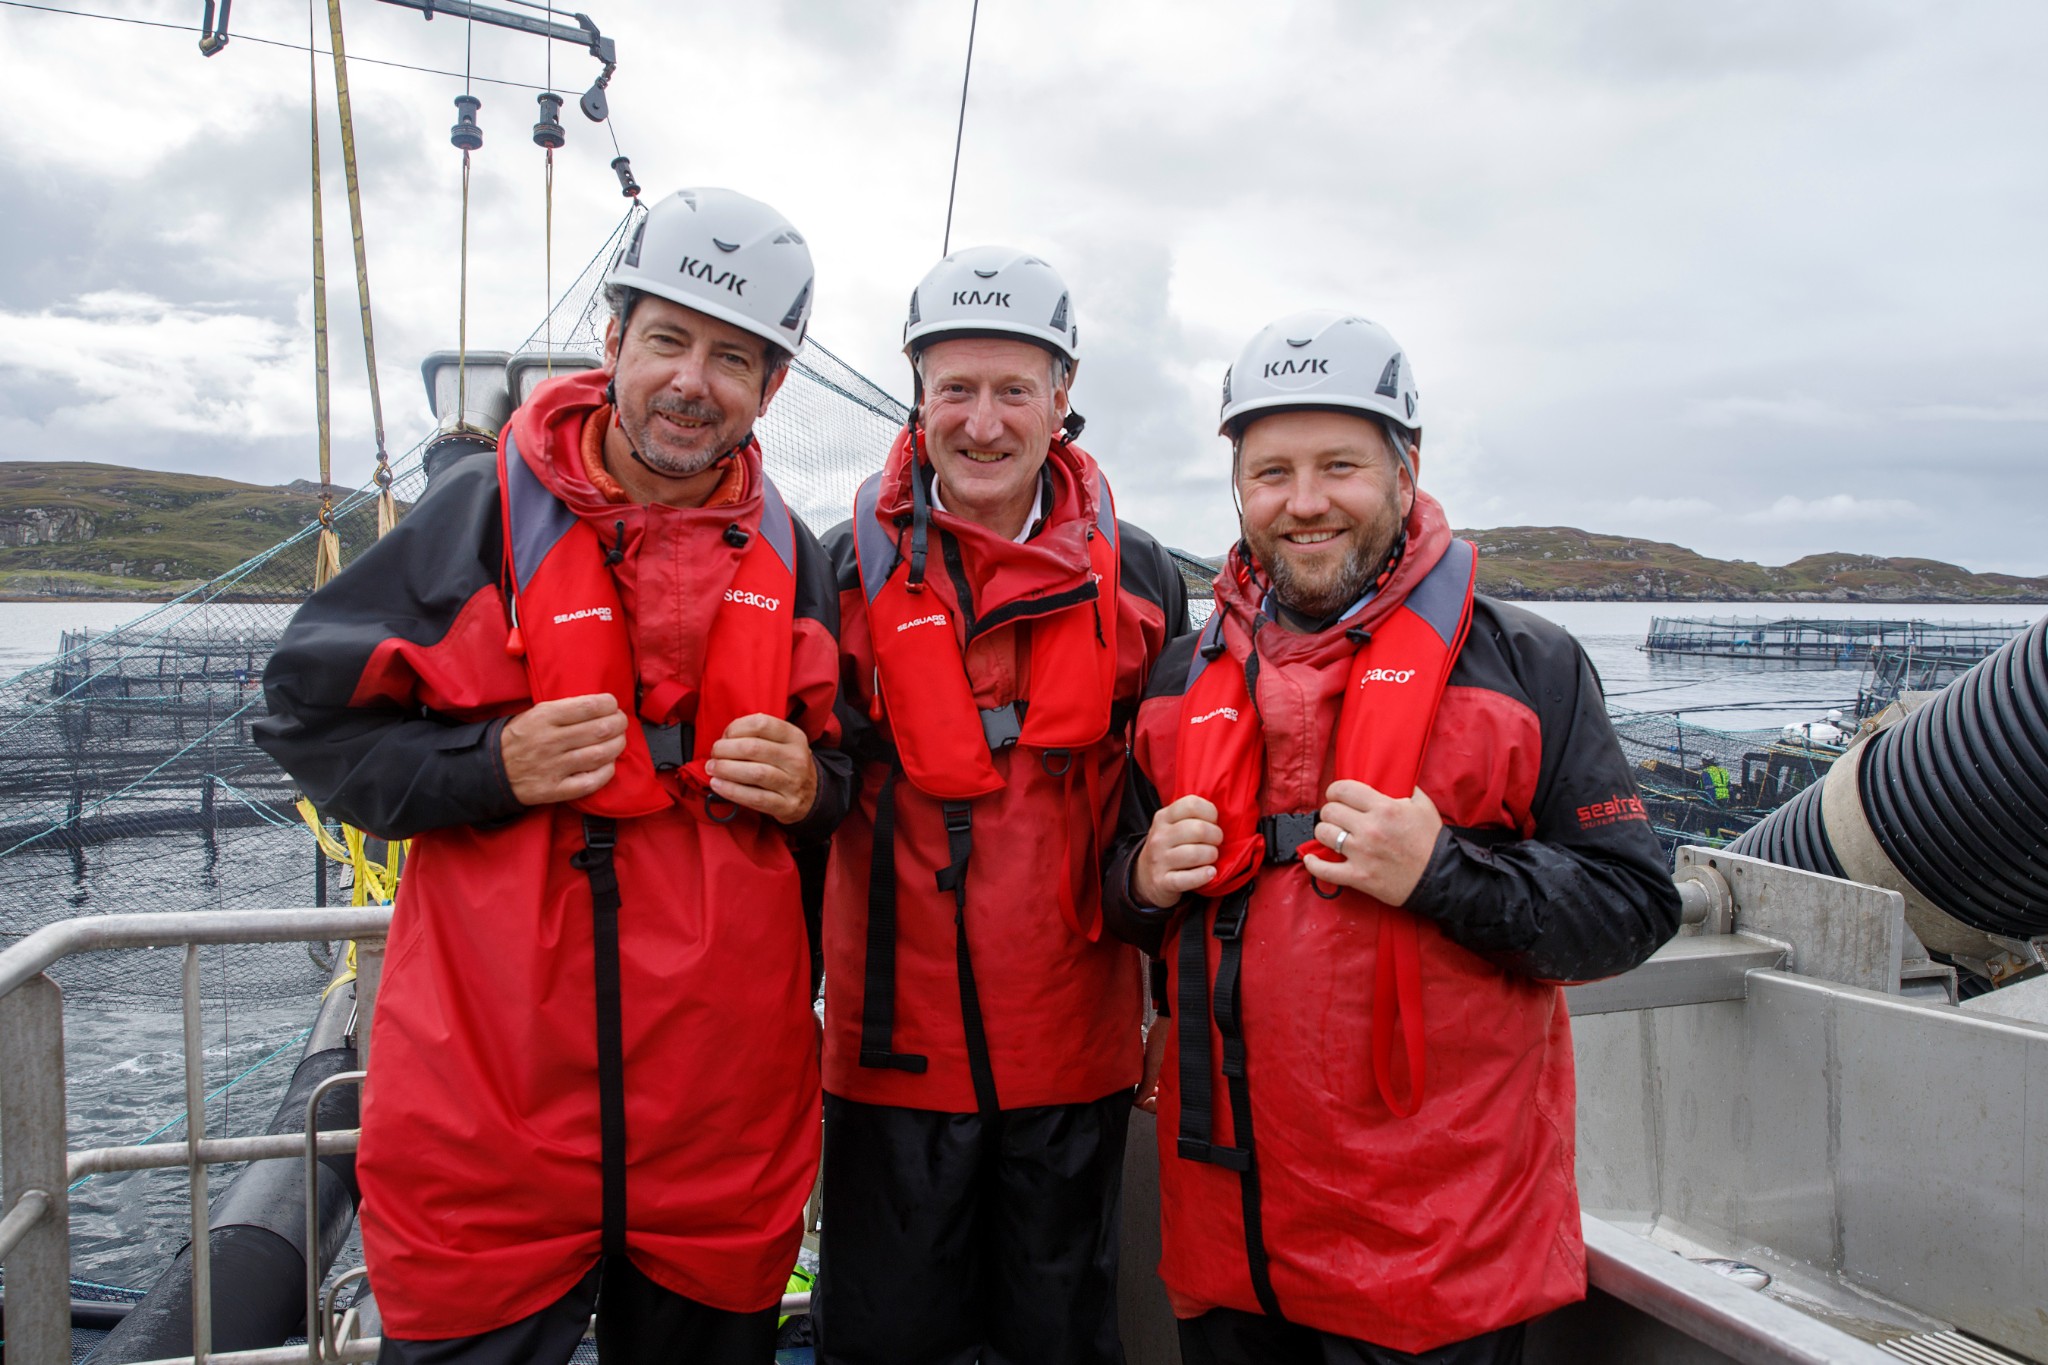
[1179,1308,1526,1365]
[375,1255,778,1365]
[815,1089,1134,1365]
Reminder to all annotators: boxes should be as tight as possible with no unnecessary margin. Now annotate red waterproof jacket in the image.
[1104,493,1681,1351]
[256,370,847,1339]
[820,430,1190,1112]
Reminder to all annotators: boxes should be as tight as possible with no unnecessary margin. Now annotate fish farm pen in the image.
[1642,615,2027,665]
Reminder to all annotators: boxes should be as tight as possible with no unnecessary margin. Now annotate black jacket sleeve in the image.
[254,451,525,840]
[1101,632,1204,957]
[1404,601,1683,982]
[777,509,855,850]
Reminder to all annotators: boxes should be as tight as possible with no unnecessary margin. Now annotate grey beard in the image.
[625,399,737,478]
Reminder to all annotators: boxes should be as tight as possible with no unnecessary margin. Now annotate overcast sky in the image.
[2,0,2043,570]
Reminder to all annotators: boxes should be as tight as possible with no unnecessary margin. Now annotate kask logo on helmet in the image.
[1359,668,1416,685]
[1263,358,1330,378]
[723,588,781,612]
[951,290,1011,308]
[678,257,747,297]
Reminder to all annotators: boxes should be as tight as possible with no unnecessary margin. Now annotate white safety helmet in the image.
[1218,309,1419,439]
[605,187,815,356]
[903,245,1078,364]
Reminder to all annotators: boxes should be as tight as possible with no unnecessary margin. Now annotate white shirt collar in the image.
[929,472,1045,545]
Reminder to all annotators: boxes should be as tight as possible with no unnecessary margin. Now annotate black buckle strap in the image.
[858,767,927,1074]
[573,815,629,1260]
[1176,889,1250,1172]
[934,800,974,907]
[937,798,1001,1116]
[1174,884,1283,1320]
[643,721,693,773]
[1259,811,1318,866]
[979,703,1023,752]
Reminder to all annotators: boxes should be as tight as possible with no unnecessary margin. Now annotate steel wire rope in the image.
[941,0,980,256]
[0,1,555,90]
[455,9,476,428]
[545,0,555,374]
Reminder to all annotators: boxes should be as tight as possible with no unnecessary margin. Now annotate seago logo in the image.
[678,257,747,296]
[552,606,614,625]
[1189,706,1240,724]
[723,588,781,612]
[1359,667,1416,685]
[1263,357,1329,378]
[951,290,1011,309]
[896,613,949,633]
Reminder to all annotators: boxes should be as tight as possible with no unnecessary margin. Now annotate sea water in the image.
[5,597,2043,1289]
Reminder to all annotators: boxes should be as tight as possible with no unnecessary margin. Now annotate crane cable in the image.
[322,0,396,538]
[544,0,556,375]
[456,12,476,434]
[307,0,338,588]
[941,0,980,256]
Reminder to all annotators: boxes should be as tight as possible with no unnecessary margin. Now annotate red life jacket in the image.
[497,429,797,819]
[1169,539,1475,1319]
[852,462,1121,802]
[846,448,1124,1107]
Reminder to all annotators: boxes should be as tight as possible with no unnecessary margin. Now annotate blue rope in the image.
[69,1026,313,1191]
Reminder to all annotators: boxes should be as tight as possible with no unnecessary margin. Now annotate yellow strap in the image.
[295,799,409,905]
[323,0,394,521]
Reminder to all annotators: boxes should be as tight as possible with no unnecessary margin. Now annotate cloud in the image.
[0,292,307,438]
[0,0,2042,577]
[1682,396,1872,430]
[1741,494,1919,525]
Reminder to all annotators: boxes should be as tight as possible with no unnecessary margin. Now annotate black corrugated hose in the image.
[1730,614,2048,938]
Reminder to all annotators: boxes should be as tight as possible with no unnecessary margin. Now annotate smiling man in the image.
[258,188,845,1365]
[815,248,1190,1365]
[1103,310,1681,1364]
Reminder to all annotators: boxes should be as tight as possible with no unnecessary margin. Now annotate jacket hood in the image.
[1212,489,1456,669]
[505,367,766,527]
[874,425,1107,613]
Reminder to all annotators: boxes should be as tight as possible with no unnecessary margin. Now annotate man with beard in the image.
[815,247,1189,1365]
[1103,310,1681,1364]
[258,188,845,1364]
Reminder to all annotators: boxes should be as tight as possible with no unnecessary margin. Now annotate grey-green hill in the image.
[5,463,2044,602]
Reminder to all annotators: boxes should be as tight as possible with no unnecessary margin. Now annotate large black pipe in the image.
[90,977,363,1363]
[1730,614,2048,945]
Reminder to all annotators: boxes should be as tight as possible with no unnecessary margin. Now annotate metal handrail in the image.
[0,907,392,1365]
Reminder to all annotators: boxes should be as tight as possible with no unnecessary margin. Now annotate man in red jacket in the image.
[257,188,846,1365]
[815,248,1190,1365]
[1105,310,1681,1364]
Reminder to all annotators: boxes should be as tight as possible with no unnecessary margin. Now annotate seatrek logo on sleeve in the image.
[1359,668,1417,685]
[896,612,950,633]
[552,606,615,625]
[1190,705,1241,724]
[723,588,783,612]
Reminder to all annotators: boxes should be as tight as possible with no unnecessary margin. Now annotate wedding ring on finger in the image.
[1331,827,1349,857]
